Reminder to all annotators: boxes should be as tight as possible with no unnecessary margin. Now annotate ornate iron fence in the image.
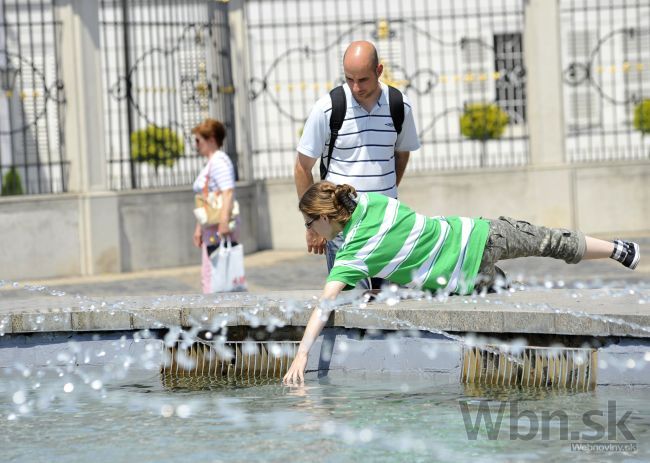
[560,0,650,162]
[245,0,529,179]
[0,0,67,195]
[99,0,237,190]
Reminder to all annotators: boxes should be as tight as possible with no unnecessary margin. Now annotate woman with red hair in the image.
[191,118,239,293]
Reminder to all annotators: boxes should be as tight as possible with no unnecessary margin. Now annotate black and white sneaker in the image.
[611,240,640,270]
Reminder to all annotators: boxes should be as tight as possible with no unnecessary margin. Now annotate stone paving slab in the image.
[1,288,648,338]
[1,238,649,299]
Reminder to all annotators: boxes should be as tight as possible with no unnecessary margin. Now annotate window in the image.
[494,32,526,124]
[461,36,492,104]
[565,29,600,131]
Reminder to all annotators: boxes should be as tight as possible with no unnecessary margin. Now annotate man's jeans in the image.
[326,232,384,290]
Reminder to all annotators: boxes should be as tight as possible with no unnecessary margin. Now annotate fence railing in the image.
[245,0,529,179]
[99,0,237,190]
[560,0,650,163]
[0,0,68,196]
[2,0,649,195]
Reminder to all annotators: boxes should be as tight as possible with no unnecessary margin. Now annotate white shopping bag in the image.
[209,239,247,293]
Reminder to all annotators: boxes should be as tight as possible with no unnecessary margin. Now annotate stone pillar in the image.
[56,0,120,275]
[227,0,253,182]
[524,0,566,165]
[56,0,107,191]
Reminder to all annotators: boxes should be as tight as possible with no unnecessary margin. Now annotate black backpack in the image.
[319,85,405,180]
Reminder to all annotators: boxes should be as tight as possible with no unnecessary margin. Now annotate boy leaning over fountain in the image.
[283,181,641,385]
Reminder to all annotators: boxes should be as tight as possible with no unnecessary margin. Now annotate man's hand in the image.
[306,228,326,254]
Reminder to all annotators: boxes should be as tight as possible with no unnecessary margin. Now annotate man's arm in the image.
[294,152,317,199]
[394,151,410,187]
[294,152,326,254]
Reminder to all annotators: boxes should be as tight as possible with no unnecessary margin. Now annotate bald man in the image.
[294,41,421,289]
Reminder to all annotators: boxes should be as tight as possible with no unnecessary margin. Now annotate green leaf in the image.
[1,167,24,196]
[130,125,185,169]
[459,103,509,141]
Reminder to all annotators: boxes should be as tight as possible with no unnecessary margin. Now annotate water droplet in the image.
[161,404,174,418]
[12,391,26,405]
[321,421,336,435]
[359,428,373,443]
[91,380,103,390]
[626,359,636,369]
[176,404,191,418]
[63,383,74,393]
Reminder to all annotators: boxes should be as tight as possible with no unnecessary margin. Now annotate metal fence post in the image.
[227,0,253,182]
[524,0,567,165]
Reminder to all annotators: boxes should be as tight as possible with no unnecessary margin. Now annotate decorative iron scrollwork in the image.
[0,50,65,136]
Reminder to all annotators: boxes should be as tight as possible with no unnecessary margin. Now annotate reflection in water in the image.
[0,350,649,461]
[161,374,285,391]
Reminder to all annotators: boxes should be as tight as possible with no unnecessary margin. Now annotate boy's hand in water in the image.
[283,282,345,385]
[283,351,308,385]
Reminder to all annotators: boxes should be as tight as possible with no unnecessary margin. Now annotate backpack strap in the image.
[320,85,404,180]
[320,85,346,180]
[388,85,404,135]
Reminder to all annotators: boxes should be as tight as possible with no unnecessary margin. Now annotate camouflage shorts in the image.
[476,216,586,288]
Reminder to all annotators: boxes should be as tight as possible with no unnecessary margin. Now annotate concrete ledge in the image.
[0,289,648,338]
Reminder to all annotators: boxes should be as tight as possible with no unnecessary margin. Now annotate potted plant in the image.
[633,99,650,135]
[460,103,509,166]
[1,166,24,196]
[130,125,185,175]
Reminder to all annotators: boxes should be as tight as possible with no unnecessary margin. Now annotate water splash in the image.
[0,275,649,422]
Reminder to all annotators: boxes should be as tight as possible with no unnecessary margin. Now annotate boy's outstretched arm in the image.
[283,280,346,384]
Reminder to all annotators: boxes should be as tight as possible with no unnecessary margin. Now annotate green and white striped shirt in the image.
[327,193,490,295]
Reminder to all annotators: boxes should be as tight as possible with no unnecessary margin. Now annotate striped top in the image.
[327,193,490,295]
[297,83,421,199]
[193,150,235,194]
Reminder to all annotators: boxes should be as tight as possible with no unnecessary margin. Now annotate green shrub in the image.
[460,103,509,141]
[633,99,650,134]
[130,125,185,171]
[1,167,24,196]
